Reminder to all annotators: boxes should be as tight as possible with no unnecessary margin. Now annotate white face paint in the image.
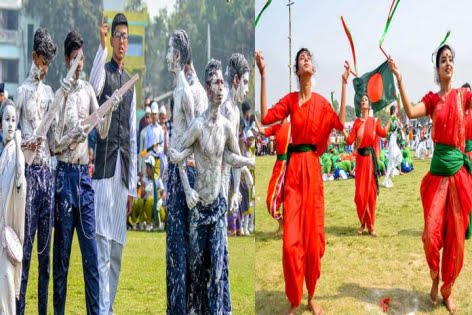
[235,72,250,103]
[208,70,225,106]
[166,36,178,73]
[2,105,16,143]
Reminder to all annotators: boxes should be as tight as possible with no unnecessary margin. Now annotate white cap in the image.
[151,102,159,114]
[145,106,151,114]
[145,156,155,168]
[159,105,167,115]
[246,130,254,139]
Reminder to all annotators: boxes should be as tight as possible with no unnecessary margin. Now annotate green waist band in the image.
[430,143,472,176]
[277,153,288,161]
[465,140,472,153]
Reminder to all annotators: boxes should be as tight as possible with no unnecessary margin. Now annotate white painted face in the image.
[235,72,250,103]
[166,36,178,73]
[2,105,16,143]
[208,70,225,106]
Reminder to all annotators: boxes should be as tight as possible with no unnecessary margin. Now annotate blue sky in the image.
[255,0,472,113]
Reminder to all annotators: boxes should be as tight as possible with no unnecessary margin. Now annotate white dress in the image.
[0,134,26,314]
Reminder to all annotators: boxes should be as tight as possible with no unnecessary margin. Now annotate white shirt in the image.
[89,44,137,244]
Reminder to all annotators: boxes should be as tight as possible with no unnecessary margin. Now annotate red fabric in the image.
[265,123,291,220]
[264,92,343,306]
[465,107,472,141]
[420,88,472,299]
[346,117,387,230]
[263,122,291,155]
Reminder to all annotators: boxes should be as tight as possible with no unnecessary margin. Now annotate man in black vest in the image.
[89,13,137,314]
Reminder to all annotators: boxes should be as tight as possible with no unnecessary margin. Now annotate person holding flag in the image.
[344,95,390,237]
[389,43,472,314]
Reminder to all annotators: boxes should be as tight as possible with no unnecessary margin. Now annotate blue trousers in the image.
[166,163,195,315]
[17,165,54,315]
[53,162,99,315]
[188,194,231,314]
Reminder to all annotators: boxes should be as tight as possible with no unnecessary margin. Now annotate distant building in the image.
[0,0,39,98]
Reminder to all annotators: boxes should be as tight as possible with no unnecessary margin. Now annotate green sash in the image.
[430,143,472,176]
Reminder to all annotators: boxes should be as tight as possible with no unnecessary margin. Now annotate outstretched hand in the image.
[255,51,266,76]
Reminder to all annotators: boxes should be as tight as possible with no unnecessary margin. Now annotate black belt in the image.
[289,144,317,154]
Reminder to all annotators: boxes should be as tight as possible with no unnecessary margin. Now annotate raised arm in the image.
[339,60,351,124]
[90,16,108,97]
[388,57,427,119]
[256,51,268,120]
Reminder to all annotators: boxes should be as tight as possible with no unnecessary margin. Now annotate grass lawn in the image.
[255,156,472,315]
[24,231,254,314]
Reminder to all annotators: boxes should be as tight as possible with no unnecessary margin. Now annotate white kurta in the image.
[0,136,26,314]
[89,44,137,245]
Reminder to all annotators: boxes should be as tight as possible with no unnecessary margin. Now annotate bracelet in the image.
[342,76,347,84]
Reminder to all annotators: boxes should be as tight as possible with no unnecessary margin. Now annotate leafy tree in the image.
[24,0,102,90]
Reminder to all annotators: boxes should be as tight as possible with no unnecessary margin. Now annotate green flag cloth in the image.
[353,61,397,117]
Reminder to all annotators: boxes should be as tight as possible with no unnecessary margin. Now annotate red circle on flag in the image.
[367,73,383,103]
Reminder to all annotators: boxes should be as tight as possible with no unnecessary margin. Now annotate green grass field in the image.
[255,156,472,315]
[24,231,254,314]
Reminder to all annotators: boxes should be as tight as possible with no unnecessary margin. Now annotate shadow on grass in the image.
[318,282,438,314]
[325,225,359,237]
[397,228,423,237]
[256,290,287,314]
[256,230,283,242]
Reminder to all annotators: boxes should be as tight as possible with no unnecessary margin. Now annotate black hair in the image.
[462,83,471,89]
[170,29,192,68]
[390,105,396,115]
[64,31,84,58]
[33,27,57,63]
[293,47,313,75]
[205,59,222,87]
[225,53,249,84]
[242,101,250,114]
[111,13,128,35]
[435,44,454,68]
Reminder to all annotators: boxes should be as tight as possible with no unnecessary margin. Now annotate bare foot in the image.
[357,224,365,236]
[443,297,457,314]
[430,277,439,304]
[368,228,377,237]
[286,305,297,315]
[308,299,324,315]
[274,219,283,237]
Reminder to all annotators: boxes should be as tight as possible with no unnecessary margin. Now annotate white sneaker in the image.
[244,227,250,236]
[159,222,165,231]
[383,178,393,188]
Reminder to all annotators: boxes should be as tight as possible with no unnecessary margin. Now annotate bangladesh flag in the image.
[353,60,397,117]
